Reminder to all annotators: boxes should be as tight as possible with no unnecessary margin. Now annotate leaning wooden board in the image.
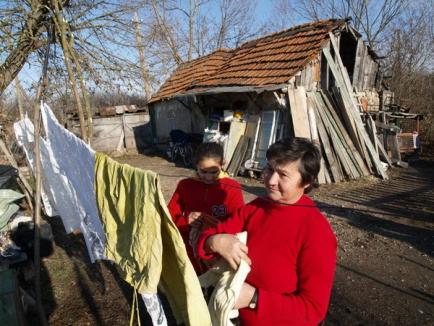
[287,86,311,139]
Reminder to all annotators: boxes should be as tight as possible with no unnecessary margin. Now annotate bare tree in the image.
[272,0,408,48]
[0,1,144,96]
[214,0,261,49]
[381,1,434,148]
[1,0,266,110]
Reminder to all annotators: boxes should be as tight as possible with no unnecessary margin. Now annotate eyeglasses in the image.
[197,168,221,176]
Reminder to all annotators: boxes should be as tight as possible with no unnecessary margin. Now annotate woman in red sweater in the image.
[197,138,337,325]
[168,142,244,273]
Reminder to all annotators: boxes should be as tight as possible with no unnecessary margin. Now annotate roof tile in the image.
[150,19,345,102]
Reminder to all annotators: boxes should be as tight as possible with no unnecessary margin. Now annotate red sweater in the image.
[168,177,244,272]
[197,196,337,325]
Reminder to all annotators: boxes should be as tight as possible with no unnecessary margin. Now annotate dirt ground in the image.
[38,150,434,326]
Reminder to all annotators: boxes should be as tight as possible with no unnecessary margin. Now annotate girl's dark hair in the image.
[266,137,321,193]
[193,142,224,166]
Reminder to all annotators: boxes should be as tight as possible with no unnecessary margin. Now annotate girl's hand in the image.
[188,212,219,228]
[200,213,220,228]
[187,211,202,224]
[207,234,251,270]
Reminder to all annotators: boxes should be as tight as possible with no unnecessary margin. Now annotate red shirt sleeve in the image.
[196,204,247,260]
[256,214,337,324]
[167,180,190,237]
[223,179,244,215]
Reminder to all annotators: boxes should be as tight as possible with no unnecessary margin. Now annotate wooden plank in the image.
[307,97,319,142]
[329,86,363,150]
[324,164,332,184]
[331,86,373,173]
[308,93,342,182]
[287,87,311,139]
[243,114,260,163]
[366,114,378,155]
[323,47,387,179]
[227,136,249,176]
[233,137,250,177]
[358,45,368,90]
[319,91,370,176]
[376,135,393,167]
[331,80,371,172]
[315,92,362,177]
[352,38,363,91]
[313,94,360,179]
[224,120,246,169]
[304,63,313,90]
[306,95,327,183]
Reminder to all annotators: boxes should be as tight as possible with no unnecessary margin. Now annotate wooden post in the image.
[15,78,25,120]
[51,0,88,143]
[31,19,50,326]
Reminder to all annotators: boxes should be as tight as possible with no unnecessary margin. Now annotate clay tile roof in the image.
[150,19,346,103]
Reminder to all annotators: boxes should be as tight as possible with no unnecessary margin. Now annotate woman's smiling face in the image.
[263,159,309,204]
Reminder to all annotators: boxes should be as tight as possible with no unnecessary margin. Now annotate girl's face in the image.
[196,157,222,184]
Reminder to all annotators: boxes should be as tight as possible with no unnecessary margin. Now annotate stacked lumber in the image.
[321,33,388,180]
[286,35,389,183]
[308,90,371,182]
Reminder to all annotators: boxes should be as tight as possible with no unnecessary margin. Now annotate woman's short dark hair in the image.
[193,142,224,166]
[266,137,321,193]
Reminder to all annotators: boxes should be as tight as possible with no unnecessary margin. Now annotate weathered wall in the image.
[70,113,151,152]
[150,100,192,142]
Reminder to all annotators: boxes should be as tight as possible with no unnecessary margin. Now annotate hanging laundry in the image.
[0,190,25,231]
[199,232,250,326]
[40,103,106,263]
[14,117,57,217]
[15,106,166,323]
[15,103,211,326]
[94,152,211,326]
[14,115,105,261]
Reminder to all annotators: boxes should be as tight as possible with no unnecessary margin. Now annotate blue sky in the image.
[8,0,298,97]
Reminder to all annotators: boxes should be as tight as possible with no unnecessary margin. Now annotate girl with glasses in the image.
[168,142,244,274]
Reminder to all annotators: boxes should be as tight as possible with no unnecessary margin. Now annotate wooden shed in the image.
[148,18,395,183]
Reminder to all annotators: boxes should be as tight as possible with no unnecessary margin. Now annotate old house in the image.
[148,18,402,183]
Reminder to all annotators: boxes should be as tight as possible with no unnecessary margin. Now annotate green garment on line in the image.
[0,189,25,231]
[94,153,211,326]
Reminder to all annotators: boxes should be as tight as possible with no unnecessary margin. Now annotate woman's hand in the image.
[234,283,256,309]
[206,234,251,270]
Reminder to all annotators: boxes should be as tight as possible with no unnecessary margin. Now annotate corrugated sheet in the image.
[150,19,346,103]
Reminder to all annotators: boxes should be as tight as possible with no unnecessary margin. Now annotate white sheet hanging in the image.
[15,103,168,324]
[14,118,57,217]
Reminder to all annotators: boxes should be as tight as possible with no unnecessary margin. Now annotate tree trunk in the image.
[0,1,48,95]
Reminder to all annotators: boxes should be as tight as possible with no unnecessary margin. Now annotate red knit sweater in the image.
[168,177,244,272]
[197,196,337,325]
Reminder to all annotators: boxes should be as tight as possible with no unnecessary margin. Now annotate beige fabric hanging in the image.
[95,153,211,326]
[199,232,250,326]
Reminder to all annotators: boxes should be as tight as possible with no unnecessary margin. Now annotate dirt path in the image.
[41,152,434,325]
